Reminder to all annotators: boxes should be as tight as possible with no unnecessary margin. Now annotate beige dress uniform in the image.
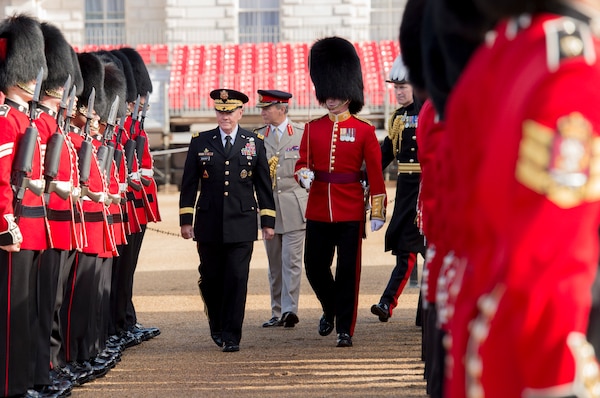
[257,119,307,320]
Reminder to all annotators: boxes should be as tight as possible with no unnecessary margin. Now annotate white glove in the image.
[297,169,314,190]
[371,219,385,232]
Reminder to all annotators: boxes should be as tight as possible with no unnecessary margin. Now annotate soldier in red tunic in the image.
[294,37,387,348]
[0,14,48,397]
[33,21,79,397]
[442,0,600,395]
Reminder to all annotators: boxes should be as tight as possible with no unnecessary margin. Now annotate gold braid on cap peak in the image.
[388,112,405,158]
[371,193,386,221]
[268,155,279,189]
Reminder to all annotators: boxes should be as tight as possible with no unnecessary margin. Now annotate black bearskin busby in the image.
[110,49,137,103]
[77,52,106,117]
[116,47,153,97]
[399,0,427,93]
[0,14,47,93]
[100,61,127,121]
[309,36,364,114]
[40,22,73,97]
[95,51,128,119]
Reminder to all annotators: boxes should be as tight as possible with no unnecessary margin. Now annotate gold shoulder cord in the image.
[388,112,405,157]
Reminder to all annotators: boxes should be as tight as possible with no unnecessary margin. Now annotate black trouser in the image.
[60,252,98,363]
[197,241,253,345]
[94,257,112,353]
[35,249,66,385]
[114,225,146,333]
[50,249,76,368]
[304,220,363,336]
[381,251,419,314]
[0,249,40,397]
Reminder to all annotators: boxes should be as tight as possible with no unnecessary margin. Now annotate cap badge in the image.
[220,90,229,101]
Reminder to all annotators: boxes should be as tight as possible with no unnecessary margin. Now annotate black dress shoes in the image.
[211,333,223,347]
[222,342,240,352]
[282,312,299,328]
[336,333,353,347]
[318,315,334,336]
[262,316,283,327]
[371,302,391,322]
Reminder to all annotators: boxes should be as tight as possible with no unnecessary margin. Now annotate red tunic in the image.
[137,128,161,222]
[0,103,48,250]
[415,99,445,305]
[294,111,386,222]
[69,130,114,255]
[37,110,82,250]
[124,117,147,227]
[445,14,600,397]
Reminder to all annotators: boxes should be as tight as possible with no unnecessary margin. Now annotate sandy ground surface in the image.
[73,187,428,398]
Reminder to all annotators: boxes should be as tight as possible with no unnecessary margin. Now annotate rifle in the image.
[11,68,44,222]
[44,76,72,200]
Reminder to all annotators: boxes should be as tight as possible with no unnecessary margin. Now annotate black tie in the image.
[224,135,232,156]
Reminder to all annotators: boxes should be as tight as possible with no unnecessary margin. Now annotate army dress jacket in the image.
[179,126,276,243]
[255,121,307,234]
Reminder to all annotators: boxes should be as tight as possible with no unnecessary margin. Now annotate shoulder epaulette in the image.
[253,124,267,133]
[191,131,200,138]
[354,115,373,126]
[545,16,595,72]
[0,104,10,117]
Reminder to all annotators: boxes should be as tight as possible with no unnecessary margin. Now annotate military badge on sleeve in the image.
[516,112,600,208]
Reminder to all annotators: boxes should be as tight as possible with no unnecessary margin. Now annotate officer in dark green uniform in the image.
[179,88,276,352]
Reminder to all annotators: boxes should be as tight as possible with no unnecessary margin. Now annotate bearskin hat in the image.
[309,37,364,114]
[399,0,426,93]
[100,60,127,121]
[40,22,73,97]
[0,14,47,93]
[116,47,152,97]
[77,52,106,117]
[110,49,138,102]
[70,47,84,97]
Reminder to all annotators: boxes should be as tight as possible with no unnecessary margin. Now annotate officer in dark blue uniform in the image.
[179,89,276,352]
[371,57,426,323]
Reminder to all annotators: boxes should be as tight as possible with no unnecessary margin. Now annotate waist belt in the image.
[106,214,113,225]
[73,207,82,223]
[397,162,422,174]
[47,209,72,221]
[83,211,105,222]
[314,171,361,184]
[126,191,144,208]
[20,205,46,218]
[112,213,123,223]
[147,193,155,203]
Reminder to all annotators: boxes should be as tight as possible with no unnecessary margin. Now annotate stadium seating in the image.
[164,40,399,113]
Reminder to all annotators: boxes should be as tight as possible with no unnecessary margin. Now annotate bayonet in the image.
[56,75,71,130]
[130,94,140,136]
[106,95,119,138]
[29,67,44,122]
[140,91,150,131]
[64,86,76,133]
[83,87,95,139]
